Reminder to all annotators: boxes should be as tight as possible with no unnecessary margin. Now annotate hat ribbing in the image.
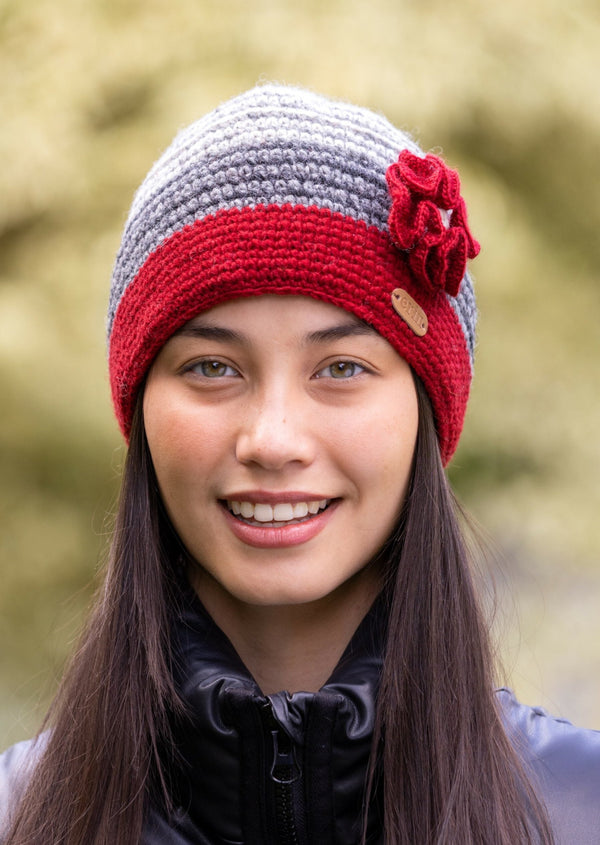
[108,84,478,464]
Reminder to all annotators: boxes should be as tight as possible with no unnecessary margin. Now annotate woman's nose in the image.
[235,389,316,471]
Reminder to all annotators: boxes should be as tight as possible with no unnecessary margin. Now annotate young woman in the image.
[1,84,599,845]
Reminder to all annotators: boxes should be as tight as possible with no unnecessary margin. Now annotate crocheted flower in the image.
[386,151,480,297]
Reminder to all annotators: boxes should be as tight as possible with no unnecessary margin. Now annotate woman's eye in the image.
[189,360,238,378]
[316,361,365,379]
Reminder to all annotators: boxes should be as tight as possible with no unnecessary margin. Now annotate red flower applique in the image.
[386,151,480,297]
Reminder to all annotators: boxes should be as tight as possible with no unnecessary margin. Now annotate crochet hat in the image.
[108,84,479,465]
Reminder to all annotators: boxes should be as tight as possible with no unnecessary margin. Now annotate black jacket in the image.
[2,589,600,843]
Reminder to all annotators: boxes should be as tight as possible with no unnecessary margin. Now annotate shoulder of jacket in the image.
[496,686,600,761]
[0,736,46,834]
[496,687,600,843]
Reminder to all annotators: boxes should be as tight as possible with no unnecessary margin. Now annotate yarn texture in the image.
[108,84,479,464]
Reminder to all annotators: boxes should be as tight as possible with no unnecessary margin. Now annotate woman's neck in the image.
[187,564,381,694]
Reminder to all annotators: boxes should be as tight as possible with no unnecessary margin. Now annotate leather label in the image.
[391,288,428,337]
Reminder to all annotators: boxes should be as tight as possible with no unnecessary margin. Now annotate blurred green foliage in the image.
[1,0,599,744]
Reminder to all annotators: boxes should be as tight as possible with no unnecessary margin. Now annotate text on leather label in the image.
[391,288,428,337]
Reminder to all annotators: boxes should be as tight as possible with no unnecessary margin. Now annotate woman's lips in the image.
[220,499,339,548]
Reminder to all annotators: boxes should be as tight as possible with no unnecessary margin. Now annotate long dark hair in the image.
[4,397,183,844]
[5,380,552,844]
[363,380,553,843]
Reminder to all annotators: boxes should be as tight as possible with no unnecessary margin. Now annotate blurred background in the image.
[1,0,599,746]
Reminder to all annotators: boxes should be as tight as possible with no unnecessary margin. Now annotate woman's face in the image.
[144,296,418,610]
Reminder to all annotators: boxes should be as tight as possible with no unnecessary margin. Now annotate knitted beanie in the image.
[108,84,479,465]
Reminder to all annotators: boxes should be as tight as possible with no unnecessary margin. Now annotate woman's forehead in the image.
[176,295,378,338]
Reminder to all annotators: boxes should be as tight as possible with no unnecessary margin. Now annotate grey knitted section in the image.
[107,84,422,336]
[449,273,477,367]
[108,83,477,375]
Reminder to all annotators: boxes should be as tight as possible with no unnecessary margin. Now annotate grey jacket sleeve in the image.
[0,737,43,839]
[498,688,600,844]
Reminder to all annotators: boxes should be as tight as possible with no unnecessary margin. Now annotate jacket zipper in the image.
[265,705,303,844]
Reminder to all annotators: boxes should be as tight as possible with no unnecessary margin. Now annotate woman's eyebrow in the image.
[171,324,245,343]
[304,322,379,344]
[171,321,378,345]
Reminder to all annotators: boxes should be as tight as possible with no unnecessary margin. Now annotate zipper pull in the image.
[270,727,301,784]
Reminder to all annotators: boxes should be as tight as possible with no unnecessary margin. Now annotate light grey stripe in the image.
[448,272,477,367]
[128,88,417,220]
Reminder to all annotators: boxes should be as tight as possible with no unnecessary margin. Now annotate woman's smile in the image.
[219,495,340,549]
[223,497,332,525]
[143,295,419,610]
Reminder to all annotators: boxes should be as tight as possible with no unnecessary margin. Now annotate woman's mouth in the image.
[224,499,331,527]
[220,497,338,548]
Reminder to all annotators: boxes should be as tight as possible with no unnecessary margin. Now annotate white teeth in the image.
[253,503,274,523]
[292,502,308,518]
[226,499,330,522]
[273,503,294,521]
